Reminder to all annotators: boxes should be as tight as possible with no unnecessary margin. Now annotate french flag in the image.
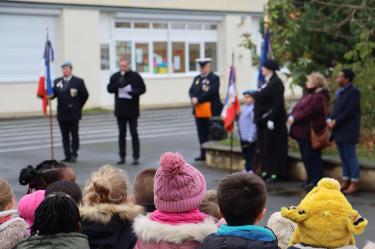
[221,65,240,132]
[37,38,54,115]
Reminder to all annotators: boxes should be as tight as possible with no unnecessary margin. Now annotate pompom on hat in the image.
[154,152,206,213]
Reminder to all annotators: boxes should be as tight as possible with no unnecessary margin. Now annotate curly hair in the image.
[83,165,128,205]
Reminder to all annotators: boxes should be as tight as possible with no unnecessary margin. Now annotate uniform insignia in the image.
[195,79,199,85]
[202,84,210,92]
[206,80,210,85]
[57,81,63,88]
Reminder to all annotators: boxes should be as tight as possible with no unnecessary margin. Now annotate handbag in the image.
[310,98,331,150]
[195,102,212,118]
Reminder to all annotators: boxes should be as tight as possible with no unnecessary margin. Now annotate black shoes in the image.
[132,158,139,166]
[61,156,77,163]
[194,156,206,161]
[117,158,125,165]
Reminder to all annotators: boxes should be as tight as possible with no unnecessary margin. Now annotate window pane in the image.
[203,23,217,30]
[205,42,217,71]
[115,21,131,28]
[134,22,150,29]
[189,44,200,72]
[153,42,168,74]
[116,41,132,68]
[172,42,185,73]
[135,43,149,73]
[187,23,201,30]
[152,22,168,29]
[171,22,185,29]
[100,43,110,70]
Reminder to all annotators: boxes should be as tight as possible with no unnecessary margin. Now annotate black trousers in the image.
[117,117,140,159]
[58,120,79,159]
[257,123,288,177]
[241,141,256,172]
[195,118,210,157]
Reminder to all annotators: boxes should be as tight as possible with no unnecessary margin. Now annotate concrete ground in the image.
[0,108,373,247]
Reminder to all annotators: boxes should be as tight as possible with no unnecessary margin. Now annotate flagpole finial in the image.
[264,15,270,29]
[231,51,235,65]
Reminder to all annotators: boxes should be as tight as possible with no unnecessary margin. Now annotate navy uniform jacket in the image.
[53,76,89,122]
[107,70,146,118]
[254,74,286,126]
[329,84,361,143]
[189,72,223,117]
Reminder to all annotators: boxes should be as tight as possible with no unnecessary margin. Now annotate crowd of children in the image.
[0,152,371,249]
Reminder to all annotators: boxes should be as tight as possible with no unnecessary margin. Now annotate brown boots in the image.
[341,180,360,194]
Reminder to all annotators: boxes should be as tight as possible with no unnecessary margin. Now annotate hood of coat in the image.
[289,244,358,249]
[17,233,90,249]
[133,214,217,244]
[80,202,143,225]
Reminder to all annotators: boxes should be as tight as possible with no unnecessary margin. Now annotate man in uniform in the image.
[53,61,89,163]
[107,57,146,165]
[189,58,223,161]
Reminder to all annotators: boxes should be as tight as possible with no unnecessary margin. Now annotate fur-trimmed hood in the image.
[80,202,144,225]
[133,214,217,244]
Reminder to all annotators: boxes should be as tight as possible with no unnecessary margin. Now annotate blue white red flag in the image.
[221,65,240,132]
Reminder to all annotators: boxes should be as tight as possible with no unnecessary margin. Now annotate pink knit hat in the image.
[17,190,45,229]
[154,152,206,213]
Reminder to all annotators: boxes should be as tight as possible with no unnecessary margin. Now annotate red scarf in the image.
[151,209,208,225]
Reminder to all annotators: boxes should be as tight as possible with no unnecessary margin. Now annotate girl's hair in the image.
[31,192,79,235]
[307,72,327,88]
[0,178,14,211]
[19,160,67,192]
[83,165,128,206]
[45,180,83,204]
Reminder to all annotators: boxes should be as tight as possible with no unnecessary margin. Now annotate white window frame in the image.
[110,18,219,79]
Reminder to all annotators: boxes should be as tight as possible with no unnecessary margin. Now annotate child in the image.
[198,172,279,249]
[0,178,28,249]
[133,152,217,249]
[45,180,82,204]
[199,190,222,221]
[267,212,296,249]
[133,168,157,213]
[17,192,89,249]
[238,90,257,173]
[281,178,367,249]
[17,190,45,233]
[80,165,143,249]
[19,160,76,193]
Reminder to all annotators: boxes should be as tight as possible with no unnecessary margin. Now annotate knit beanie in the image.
[154,152,206,213]
[17,190,45,229]
[267,212,296,249]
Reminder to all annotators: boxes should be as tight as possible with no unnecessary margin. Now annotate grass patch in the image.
[83,107,112,114]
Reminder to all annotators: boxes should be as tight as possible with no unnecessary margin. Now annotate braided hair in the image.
[31,192,80,236]
[19,160,67,193]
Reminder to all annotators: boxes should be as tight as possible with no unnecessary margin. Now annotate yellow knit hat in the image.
[281,178,368,248]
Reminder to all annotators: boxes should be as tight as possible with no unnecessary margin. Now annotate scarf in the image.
[150,208,208,225]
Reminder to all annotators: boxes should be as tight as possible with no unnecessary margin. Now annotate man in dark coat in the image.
[189,58,223,161]
[107,58,146,165]
[53,61,89,163]
[327,69,361,194]
[254,59,288,182]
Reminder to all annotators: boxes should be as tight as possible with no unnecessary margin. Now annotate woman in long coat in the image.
[254,59,288,182]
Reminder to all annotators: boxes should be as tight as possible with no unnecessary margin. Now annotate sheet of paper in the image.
[173,56,181,70]
[118,84,132,99]
[136,48,143,64]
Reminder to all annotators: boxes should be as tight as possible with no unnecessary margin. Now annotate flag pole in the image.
[48,99,55,160]
[229,51,235,174]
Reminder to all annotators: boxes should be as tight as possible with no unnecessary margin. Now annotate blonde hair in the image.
[307,72,327,88]
[199,190,221,220]
[83,165,128,205]
[0,178,14,211]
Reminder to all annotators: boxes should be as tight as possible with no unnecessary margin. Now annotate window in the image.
[187,23,201,30]
[135,43,149,73]
[134,22,150,29]
[152,22,168,29]
[171,22,185,29]
[116,41,132,68]
[100,44,110,70]
[205,42,217,71]
[188,44,200,72]
[115,21,131,28]
[203,24,217,30]
[153,42,168,74]
[172,42,185,73]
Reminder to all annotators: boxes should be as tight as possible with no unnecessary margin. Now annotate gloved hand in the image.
[267,120,275,130]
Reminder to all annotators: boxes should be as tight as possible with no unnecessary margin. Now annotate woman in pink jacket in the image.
[132,152,217,249]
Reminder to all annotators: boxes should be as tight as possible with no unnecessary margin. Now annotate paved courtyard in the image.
[0,108,373,247]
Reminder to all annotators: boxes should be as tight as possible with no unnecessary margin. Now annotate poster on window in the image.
[173,56,181,70]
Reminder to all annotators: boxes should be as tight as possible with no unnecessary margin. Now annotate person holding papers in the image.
[107,57,146,165]
[189,58,223,161]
